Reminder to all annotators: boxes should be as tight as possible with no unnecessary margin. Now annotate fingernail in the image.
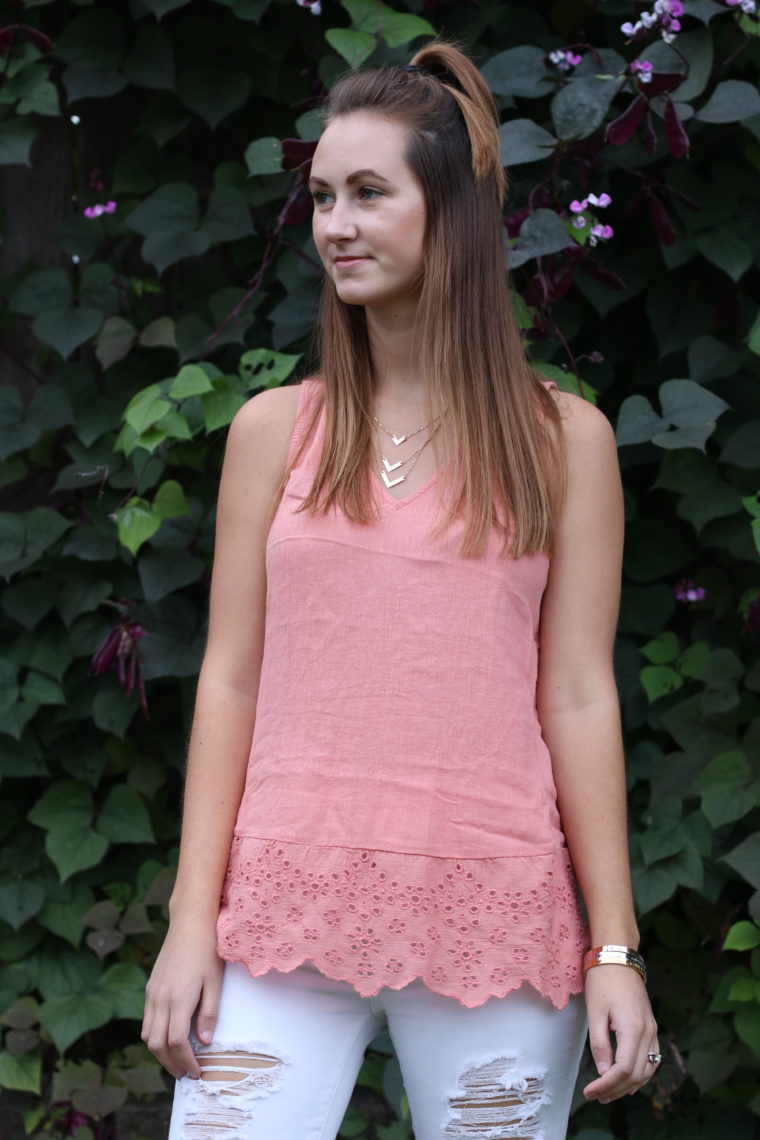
[597,1062,610,1075]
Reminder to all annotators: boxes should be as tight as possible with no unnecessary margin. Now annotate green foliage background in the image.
[0,0,759,1137]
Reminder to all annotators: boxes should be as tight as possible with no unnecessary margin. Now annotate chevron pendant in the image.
[391,434,406,445]
[382,456,403,472]
[381,469,405,489]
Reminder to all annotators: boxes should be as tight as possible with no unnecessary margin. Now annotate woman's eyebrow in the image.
[309,168,391,188]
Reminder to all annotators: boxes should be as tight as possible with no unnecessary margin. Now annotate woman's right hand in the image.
[142,919,224,1080]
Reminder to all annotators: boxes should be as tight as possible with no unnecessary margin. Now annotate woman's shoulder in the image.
[549,386,617,456]
[224,382,306,484]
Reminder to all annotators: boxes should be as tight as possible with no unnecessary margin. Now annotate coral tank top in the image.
[217,378,588,1009]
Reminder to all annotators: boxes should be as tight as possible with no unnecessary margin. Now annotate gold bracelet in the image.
[582,944,647,984]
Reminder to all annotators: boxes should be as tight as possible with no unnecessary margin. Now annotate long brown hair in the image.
[293,40,564,558]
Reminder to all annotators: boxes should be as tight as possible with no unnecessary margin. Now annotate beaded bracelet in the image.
[582,944,647,984]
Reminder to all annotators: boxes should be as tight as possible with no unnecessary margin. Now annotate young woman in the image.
[143,40,660,1140]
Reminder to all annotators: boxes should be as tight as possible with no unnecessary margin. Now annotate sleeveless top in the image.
[216,378,589,1009]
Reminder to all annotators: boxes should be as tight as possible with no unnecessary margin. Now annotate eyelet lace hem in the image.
[217,836,589,1010]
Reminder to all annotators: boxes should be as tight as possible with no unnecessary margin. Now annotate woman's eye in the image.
[311,190,332,206]
[358,186,382,200]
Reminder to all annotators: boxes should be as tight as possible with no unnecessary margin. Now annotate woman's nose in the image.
[323,199,357,242]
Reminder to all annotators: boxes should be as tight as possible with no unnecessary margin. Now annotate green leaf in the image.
[0,883,45,931]
[33,307,103,361]
[46,825,109,883]
[500,119,557,167]
[99,963,147,1020]
[28,780,93,832]
[697,231,753,281]
[0,1049,42,1094]
[125,182,199,237]
[509,209,574,269]
[735,1007,760,1059]
[37,883,94,948]
[640,665,683,703]
[239,348,302,389]
[696,80,760,123]
[616,395,667,447]
[123,23,175,90]
[203,185,253,241]
[678,642,709,678]
[202,390,247,432]
[551,76,616,141]
[153,409,192,440]
[10,269,71,317]
[325,28,376,68]
[481,46,549,99]
[341,0,433,46]
[92,683,138,739]
[724,921,760,952]
[168,365,215,399]
[0,120,36,166]
[176,70,251,129]
[139,316,177,350]
[748,311,760,356]
[143,0,191,16]
[18,79,60,117]
[58,576,112,627]
[124,384,172,434]
[22,670,65,706]
[722,421,760,468]
[97,785,154,845]
[694,751,755,826]
[141,228,212,275]
[244,137,283,176]
[112,499,160,557]
[38,991,113,1054]
[138,547,204,603]
[153,480,189,520]
[95,316,137,370]
[641,631,680,664]
[722,834,760,890]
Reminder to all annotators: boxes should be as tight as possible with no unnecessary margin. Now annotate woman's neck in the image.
[366,306,427,406]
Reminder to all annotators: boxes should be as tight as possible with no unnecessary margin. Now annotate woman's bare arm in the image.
[536,392,658,1104]
[142,384,300,1078]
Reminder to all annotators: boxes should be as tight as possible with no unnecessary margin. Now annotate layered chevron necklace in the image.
[372,408,447,489]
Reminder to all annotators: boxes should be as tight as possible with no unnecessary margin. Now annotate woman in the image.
[143,40,659,1140]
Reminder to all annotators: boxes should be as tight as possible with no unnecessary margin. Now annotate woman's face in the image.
[309,111,427,321]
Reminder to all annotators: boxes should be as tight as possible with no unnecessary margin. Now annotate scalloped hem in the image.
[217,950,586,1011]
[216,836,589,1010]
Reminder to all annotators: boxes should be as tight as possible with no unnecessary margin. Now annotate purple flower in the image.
[570,199,587,213]
[572,215,587,228]
[566,51,583,66]
[587,192,612,208]
[674,579,706,603]
[91,603,148,715]
[83,201,117,219]
[296,0,321,12]
[591,223,614,240]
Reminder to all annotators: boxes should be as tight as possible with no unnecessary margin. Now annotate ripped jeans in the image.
[168,962,587,1140]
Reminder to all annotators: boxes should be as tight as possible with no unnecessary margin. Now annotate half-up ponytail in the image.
[300,39,564,559]
[409,41,506,203]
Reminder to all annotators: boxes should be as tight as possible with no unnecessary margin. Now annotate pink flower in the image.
[674,579,706,603]
[83,201,117,219]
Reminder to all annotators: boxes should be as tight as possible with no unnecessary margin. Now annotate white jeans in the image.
[168,962,588,1140]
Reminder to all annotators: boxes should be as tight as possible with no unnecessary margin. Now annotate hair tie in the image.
[400,64,424,73]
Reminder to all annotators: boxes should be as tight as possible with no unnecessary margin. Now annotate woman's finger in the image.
[195,970,223,1047]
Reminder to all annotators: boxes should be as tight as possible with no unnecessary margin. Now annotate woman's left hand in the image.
[582,964,660,1103]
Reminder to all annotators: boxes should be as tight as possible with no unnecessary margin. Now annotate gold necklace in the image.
[372,421,442,489]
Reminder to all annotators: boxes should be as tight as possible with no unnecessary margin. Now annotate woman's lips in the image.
[333,256,371,268]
